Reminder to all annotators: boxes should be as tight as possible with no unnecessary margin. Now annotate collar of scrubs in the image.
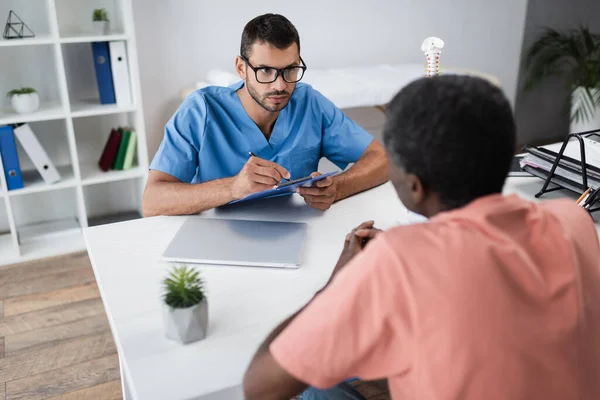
[230,80,292,158]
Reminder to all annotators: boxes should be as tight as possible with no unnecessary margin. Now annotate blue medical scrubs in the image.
[149,81,373,183]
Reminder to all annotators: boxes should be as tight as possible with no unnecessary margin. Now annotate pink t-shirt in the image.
[270,194,600,399]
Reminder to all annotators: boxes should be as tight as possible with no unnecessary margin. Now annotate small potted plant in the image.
[162,264,208,344]
[92,8,109,35]
[7,87,39,114]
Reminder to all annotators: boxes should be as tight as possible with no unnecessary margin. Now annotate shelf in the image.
[17,217,80,245]
[16,228,85,265]
[0,0,53,51]
[70,100,136,118]
[80,161,143,186]
[7,166,76,197]
[88,210,142,227]
[0,0,147,266]
[0,232,17,262]
[60,33,130,43]
[0,103,66,126]
[0,33,130,46]
[0,34,56,47]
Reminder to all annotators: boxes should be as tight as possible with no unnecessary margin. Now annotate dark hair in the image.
[240,14,300,59]
[383,75,516,209]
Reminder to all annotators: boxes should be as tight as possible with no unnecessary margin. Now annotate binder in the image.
[0,125,23,190]
[91,42,116,104]
[122,130,137,169]
[113,128,131,170]
[108,41,133,105]
[98,128,123,172]
[13,123,61,184]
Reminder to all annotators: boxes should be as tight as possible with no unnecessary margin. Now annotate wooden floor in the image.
[0,251,390,400]
[0,252,121,400]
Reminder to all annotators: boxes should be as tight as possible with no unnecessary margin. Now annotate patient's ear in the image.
[235,56,246,79]
[407,173,426,205]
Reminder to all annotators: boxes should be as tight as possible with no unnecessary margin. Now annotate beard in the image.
[246,79,291,112]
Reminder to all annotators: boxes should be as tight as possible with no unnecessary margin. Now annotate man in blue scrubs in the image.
[142,13,388,216]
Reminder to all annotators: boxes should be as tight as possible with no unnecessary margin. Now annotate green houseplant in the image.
[92,8,109,35]
[162,265,208,344]
[523,25,600,133]
[7,87,39,114]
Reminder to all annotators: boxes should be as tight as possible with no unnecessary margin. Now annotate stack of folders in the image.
[98,127,137,172]
[519,134,600,193]
[92,41,133,106]
[0,124,61,190]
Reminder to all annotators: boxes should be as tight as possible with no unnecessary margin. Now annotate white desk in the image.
[82,177,592,400]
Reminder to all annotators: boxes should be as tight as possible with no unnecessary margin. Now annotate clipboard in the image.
[228,171,339,205]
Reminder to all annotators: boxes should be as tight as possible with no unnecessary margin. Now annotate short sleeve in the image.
[312,88,373,170]
[269,236,414,389]
[148,93,207,183]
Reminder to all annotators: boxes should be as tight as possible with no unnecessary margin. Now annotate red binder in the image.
[98,128,123,171]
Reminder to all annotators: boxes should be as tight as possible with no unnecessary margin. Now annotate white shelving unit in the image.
[0,0,149,266]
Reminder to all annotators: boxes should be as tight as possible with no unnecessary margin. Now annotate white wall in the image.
[132,0,529,160]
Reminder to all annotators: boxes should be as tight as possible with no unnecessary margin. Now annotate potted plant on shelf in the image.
[162,264,208,344]
[92,8,109,35]
[7,87,39,114]
[523,25,600,133]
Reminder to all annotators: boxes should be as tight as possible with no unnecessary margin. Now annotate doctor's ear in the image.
[235,56,247,80]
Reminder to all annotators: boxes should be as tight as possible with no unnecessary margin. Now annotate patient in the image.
[142,13,387,216]
[242,75,600,400]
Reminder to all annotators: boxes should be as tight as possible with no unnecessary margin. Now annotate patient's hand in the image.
[317,221,382,290]
[332,221,382,275]
[297,172,337,210]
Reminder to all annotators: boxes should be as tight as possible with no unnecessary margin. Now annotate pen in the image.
[582,189,593,208]
[585,188,600,210]
[577,187,591,206]
[582,187,597,209]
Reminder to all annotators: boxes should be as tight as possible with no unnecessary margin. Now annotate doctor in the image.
[142,13,388,216]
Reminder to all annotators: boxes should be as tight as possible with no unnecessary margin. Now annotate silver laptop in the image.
[162,217,307,269]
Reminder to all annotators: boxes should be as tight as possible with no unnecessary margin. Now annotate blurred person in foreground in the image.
[242,74,600,400]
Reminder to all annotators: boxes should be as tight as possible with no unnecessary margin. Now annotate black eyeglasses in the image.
[241,55,307,84]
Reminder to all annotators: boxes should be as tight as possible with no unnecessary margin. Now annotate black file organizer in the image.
[532,128,600,213]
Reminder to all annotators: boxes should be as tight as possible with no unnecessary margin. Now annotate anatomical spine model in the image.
[421,37,444,77]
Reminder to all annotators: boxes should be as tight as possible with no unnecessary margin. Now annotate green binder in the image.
[122,130,137,170]
[110,127,124,169]
[113,128,131,170]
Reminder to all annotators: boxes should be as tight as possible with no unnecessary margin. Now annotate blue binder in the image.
[91,42,116,104]
[0,125,23,190]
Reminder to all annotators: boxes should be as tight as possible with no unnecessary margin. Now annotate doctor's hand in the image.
[231,157,290,200]
[297,172,337,210]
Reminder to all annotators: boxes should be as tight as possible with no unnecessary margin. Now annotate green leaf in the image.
[570,85,600,124]
[92,8,109,21]
[162,264,206,308]
[7,87,37,97]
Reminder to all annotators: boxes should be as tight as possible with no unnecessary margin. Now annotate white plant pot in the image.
[162,299,208,344]
[570,87,600,133]
[11,93,39,114]
[93,20,109,35]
